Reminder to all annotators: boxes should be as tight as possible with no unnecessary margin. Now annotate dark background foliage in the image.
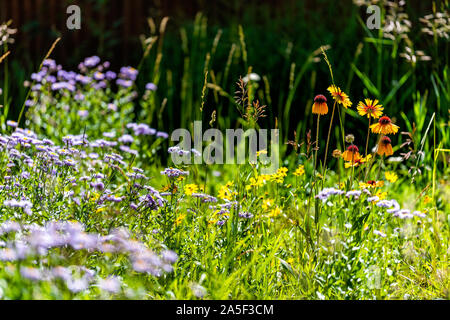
[1,0,447,158]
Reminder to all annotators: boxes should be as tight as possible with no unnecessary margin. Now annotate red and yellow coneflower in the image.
[364,180,384,188]
[322,86,352,182]
[344,154,372,168]
[342,145,361,162]
[370,116,399,135]
[312,94,328,175]
[357,99,383,119]
[312,94,328,115]
[327,85,352,108]
[358,99,384,157]
[377,136,394,156]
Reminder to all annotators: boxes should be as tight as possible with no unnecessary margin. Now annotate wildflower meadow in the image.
[0,0,448,302]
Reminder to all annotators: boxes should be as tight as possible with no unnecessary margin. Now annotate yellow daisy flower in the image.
[385,171,398,183]
[357,99,383,119]
[184,184,199,196]
[327,85,352,108]
[293,165,305,177]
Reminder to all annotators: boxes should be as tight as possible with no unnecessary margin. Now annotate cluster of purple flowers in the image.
[136,186,166,211]
[190,193,218,203]
[0,125,172,228]
[3,199,33,215]
[125,122,168,139]
[315,188,345,202]
[161,168,189,178]
[0,220,178,291]
[167,147,201,157]
[376,199,426,219]
[345,190,362,199]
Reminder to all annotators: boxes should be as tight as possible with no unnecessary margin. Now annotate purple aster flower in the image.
[51,266,71,281]
[373,230,387,238]
[130,203,138,210]
[25,99,35,107]
[168,146,180,154]
[107,103,117,111]
[76,74,92,84]
[74,93,85,100]
[78,110,89,118]
[145,83,157,91]
[106,195,123,203]
[239,211,253,219]
[90,181,105,191]
[191,148,202,157]
[103,131,116,138]
[6,120,18,128]
[346,190,362,199]
[42,59,56,69]
[413,211,426,218]
[66,278,89,293]
[133,123,156,136]
[93,81,107,90]
[116,79,133,88]
[0,248,18,262]
[156,131,169,139]
[160,168,189,178]
[386,200,400,214]
[21,171,30,179]
[98,276,121,294]
[376,200,394,208]
[118,134,134,144]
[94,72,105,80]
[20,267,43,281]
[52,82,76,92]
[367,196,379,203]
[31,84,42,91]
[105,71,116,80]
[46,75,57,83]
[119,145,138,155]
[394,209,414,219]
[84,56,101,68]
[119,66,138,81]
[315,188,345,202]
[161,250,178,264]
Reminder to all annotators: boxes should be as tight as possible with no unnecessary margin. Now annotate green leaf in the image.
[383,70,413,105]
[351,64,379,97]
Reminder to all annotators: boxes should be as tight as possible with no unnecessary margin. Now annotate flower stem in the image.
[322,101,336,180]
[314,115,321,175]
[365,117,371,157]
[376,155,384,181]
[350,148,355,190]
[365,135,382,181]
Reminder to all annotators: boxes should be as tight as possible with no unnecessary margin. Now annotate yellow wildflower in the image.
[218,182,235,201]
[268,207,282,218]
[246,176,265,191]
[256,150,267,157]
[385,171,398,183]
[184,184,199,196]
[327,85,352,108]
[261,198,274,211]
[375,191,387,200]
[293,165,305,177]
[175,214,186,226]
